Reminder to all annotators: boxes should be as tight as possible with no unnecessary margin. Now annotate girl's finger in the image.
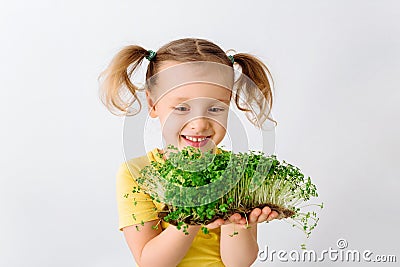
[206,219,224,229]
[249,208,262,224]
[238,217,247,225]
[266,210,279,221]
[257,206,271,223]
[227,213,242,225]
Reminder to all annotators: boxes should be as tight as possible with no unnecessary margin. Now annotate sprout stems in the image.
[132,145,322,238]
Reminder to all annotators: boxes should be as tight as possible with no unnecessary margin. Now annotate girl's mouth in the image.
[181,135,211,147]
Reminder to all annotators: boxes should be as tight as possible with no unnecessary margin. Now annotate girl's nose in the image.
[188,117,210,131]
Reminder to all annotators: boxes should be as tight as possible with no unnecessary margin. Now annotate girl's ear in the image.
[146,90,158,118]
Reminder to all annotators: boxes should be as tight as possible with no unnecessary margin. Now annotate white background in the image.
[1,0,399,266]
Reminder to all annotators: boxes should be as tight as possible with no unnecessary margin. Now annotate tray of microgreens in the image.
[132,145,323,237]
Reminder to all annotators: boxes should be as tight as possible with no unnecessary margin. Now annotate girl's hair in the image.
[98,38,277,128]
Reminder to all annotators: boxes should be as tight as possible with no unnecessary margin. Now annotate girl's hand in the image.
[205,206,279,229]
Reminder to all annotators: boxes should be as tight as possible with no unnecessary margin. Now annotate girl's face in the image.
[146,61,232,153]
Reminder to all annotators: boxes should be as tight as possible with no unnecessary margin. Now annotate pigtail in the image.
[98,45,148,116]
[233,53,277,129]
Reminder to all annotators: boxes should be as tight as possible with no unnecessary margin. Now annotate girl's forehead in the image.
[149,61,234,98]
[161,83,232,103]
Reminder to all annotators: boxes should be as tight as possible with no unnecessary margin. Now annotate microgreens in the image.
[132,145,322,237]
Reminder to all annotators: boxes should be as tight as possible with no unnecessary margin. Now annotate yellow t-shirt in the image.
[116,147,225,267]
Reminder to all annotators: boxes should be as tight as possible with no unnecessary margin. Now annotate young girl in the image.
[99,38,279,267]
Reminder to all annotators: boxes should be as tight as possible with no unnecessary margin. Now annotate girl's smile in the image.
[180,134,211,147]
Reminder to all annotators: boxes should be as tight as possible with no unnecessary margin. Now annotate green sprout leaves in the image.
[133,145,322,237]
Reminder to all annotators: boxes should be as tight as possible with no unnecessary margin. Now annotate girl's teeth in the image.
[184,135,207,142]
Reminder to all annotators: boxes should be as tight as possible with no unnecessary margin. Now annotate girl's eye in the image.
[174,106,189,112]
[209,107,225,113]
